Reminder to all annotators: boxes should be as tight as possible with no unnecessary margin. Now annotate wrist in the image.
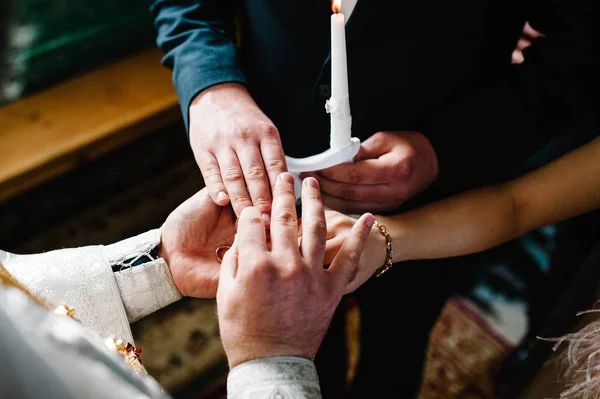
[368,218,388,273]
[384,218,410,264]
[156,226,168,264]
[190,82,254,111]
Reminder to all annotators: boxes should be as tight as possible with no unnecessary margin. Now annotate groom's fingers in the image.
[270,172,300,254]
[236,206,268,268]
[300,177,326,266]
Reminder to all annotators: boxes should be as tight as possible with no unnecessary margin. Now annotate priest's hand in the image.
[301,131,438,214]
[159,188,236,298]
[217,173,375,368]
[189,83,287,220]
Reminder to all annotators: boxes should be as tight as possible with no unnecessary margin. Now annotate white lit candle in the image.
[327,0,352,149]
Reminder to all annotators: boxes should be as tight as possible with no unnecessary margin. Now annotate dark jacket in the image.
[150,0,598,195]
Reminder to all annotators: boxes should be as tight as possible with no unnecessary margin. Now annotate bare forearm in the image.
[381,184,520,262]
[381,136,600,263]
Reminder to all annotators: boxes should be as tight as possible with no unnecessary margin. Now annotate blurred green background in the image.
[9,0,155,102]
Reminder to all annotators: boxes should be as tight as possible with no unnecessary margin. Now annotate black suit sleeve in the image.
[150,0,246,132]
[419,0,599,193]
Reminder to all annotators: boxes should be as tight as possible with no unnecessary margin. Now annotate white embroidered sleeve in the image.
[104,229,182,323]
[0,243,134,345]
[0,229,181,345]
[227,357,322,399]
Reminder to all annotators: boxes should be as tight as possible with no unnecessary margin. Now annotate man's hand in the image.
[323,210,387,294]
[159,188,236,298]
[512,22,544,64]
[217,173,375,368]
[301,131,438,214]
[189,83,287,220]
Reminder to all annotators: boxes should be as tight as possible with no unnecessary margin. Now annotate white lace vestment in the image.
[0,229,181,345]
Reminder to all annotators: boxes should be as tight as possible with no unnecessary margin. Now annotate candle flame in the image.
[332,0,341,13]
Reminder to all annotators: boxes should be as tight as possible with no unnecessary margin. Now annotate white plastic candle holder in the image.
[285,137,361,198]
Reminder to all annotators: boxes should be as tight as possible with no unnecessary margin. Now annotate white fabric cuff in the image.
[227,356,322,398]
[103,229,182,323]
[1,245,134,346]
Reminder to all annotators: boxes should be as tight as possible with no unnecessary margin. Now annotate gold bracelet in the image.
[373,220,394,277]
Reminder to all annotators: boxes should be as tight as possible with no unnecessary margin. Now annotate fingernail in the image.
[304,177,319,189]
[217,191,229,202]
[262,213,271,224]
[366,214,376,229]
[279,172,294,183]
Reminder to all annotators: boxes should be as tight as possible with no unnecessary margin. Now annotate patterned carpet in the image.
[185,294,525,399]
[419,298,518,399]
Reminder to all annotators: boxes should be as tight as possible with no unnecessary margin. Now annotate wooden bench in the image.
[0,48,181,203]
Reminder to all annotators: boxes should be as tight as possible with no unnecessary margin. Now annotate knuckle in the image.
[347,169,363,184]
[244,213,264,226]
[264,157,286,173]
[253,197,272,211]
[202,165,221,179]
[235,127,251,141]
[245,165,266,181]
[247,256,274,275]
[280,263,305,281]
[394,154,416,179]
[260,123,279,137]
[231,195,252,208]
[222,167,244,183]
[372,132,387,147]
[306,219,327,238]
[345,249,361,267]
[274,210,297,227]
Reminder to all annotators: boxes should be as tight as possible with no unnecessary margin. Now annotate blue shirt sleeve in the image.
[150,0,247,134]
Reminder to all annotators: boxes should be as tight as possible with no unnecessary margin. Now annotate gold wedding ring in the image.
[215,246,231,263]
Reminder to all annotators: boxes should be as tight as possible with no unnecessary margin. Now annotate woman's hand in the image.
[324,210,388,293]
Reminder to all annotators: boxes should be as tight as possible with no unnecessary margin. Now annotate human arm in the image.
[1,188,236,341]
[325,135,600,293]
[150,1,287,217]
[217,173,374,398]
[301,130,439,213]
